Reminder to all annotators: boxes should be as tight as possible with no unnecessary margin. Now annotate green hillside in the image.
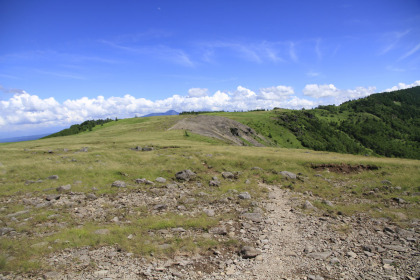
[212,86,420,159]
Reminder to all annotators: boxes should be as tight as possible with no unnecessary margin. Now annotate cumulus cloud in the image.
[303,84,377,105]
[258,85,294,100]
[3,80,416,134]
[188,88,208,97]
[385,80,420,92]
[303,84,340,97]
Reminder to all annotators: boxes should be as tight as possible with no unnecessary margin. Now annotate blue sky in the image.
[1,0,420,137]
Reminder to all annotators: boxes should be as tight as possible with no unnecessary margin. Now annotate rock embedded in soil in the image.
[279,171,297,179]
[56,184,71,192]
[238,192,251,200]
[175,170,196,181]
[222,172,235,179]
[303,200,316,209]
[48,175,59,180]
[240,246,261,259]
[155,177,166,183]
[111,180,126,188]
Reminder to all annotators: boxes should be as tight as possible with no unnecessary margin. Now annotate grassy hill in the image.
[0,88,419,275]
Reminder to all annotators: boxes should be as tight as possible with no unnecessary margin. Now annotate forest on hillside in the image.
[275,86,420,159]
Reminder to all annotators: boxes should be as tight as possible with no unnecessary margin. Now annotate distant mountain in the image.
[0,133,51,143]
[142,110,179,117]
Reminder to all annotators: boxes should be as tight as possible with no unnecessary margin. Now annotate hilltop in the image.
[0,88,419,279]
[43,87,420,160]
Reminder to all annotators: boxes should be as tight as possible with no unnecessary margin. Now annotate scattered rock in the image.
[303,200,316,210]
[381,180,392,185]
[222,172,235,179]
[280,171,297,179]
[241,212,263,223]
[240,246,261,259]
[175,170,196,181]
[322,199,333,207]
[347,251,357,258]
[0,227,15,236]
[48,175,59,180]
[209,180,220,187]
[46,194,61,201]
[80,147,89,152]
[56,184,71,192]
[85,193,97,200]
[142,147,154,151]
[111,181,126,188]
[155,177,166,183]
[307,251,332,260]
[238,192,251,200]
[203,208,215,217]
[153,204,167,211]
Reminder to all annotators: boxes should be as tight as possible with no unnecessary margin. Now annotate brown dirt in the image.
[168,115,269,146]
[311,163,379,174]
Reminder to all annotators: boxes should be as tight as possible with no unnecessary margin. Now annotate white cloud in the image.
[303,84,340,97]
[303,84,376,105]
[188,88,208,97]
[258,86,294,100]
[385,80,420,92]
[4,80,417,135]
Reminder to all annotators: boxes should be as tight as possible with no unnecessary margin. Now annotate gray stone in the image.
[222,172,235,179]
[153,204,167,211]
[155,177,166,183]
[238,192,251,200]
[381,180,392,185]
[280,171,297,179]
[46,194,61,201]
[240,246,261,259]
[307,251,332,260]
[322,199,333,207]
[347,251,357,258]
[383,245,407,252]
[56,184,71,192]
[330,257,340,264]
[203,208,215,217]
[245,179,251,184]
[241,212,263,223]
[111,180,126,188]
[303,200,316,210]
[142,147,154,151]
[48,175,59,180]
[308,275,324,280]
[0,227,15,236]
[85,193,97,200]
[209,180,220,187]
[209,226,227,235]
[80,147,89,152]
[175,170,196,181]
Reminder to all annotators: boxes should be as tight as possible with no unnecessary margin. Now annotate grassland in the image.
[0,114,419,274]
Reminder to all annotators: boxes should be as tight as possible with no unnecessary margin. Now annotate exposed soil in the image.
[311,163,380,174]
[168,115,268,146]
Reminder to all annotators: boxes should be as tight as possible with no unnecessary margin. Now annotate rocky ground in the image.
[1,171,418,280]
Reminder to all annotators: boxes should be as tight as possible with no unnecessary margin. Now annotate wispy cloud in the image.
[399,42,420,61]
[36,70,86,80]
[307,71,321,77]
[289,42,298,62]
[0,73,19,79]
[102,40,195,67]
[379,29,410,55]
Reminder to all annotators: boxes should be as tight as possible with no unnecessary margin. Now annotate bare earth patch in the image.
[169,115,268,146]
